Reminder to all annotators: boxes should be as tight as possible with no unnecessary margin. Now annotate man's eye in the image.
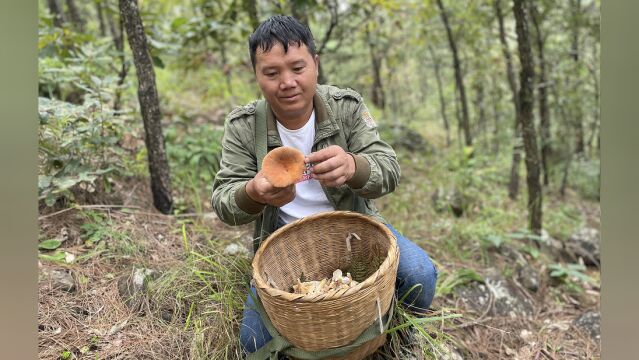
[265,72,277,77]
[293,67,304,72]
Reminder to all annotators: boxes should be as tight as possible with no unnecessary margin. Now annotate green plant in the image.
[436,268,483,297]
[549,262,596,292]
[164,120,224,211]
[38,96,124,206]
[569,158,600,201]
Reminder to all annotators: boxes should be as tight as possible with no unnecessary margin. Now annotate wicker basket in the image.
[252,211,399,358]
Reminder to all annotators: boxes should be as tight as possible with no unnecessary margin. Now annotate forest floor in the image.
[38,130,600,359]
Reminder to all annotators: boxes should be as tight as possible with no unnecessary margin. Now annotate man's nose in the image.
[279,71,296,89]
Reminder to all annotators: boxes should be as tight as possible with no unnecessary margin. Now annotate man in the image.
[211,15,437,355]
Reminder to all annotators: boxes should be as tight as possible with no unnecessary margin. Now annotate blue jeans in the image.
[239,223,438,354]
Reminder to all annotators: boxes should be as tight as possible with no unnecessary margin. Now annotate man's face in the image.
[254,42,318,127]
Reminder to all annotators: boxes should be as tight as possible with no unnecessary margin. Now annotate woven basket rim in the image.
[252,211,398,302]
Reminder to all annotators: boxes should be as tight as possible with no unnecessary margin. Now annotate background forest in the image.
[38,0,601,359]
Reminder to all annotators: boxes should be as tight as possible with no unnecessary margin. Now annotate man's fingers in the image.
[305,145,341,164]
[310,157,340,174]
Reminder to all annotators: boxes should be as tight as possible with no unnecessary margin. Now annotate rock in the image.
[518,264,540,292]
[499,245,527,266]
[456,273,533,318]
[449,189,467,217]
[202,212,218,223]
[539,230,564,260]
[49,269,76,292]
[431,187,469,217]
[573,311,601,341]
[118,268,158,310]
[438,344,464,360]
[386,124,430,153]
[565,228,600,266]
[223,242,249,257]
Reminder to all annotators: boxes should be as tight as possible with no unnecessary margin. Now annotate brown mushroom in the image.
[261,146,305,187]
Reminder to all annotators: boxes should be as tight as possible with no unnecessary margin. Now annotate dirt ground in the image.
[38,178,600,359]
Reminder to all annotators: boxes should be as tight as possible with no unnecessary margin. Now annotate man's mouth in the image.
[280,94,301,101]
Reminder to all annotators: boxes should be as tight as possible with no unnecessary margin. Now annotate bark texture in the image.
[513,0,542,235]
[437,0,472,146]
[119,0,173,214]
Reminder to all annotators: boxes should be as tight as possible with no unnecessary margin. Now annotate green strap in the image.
[247,291,395,360]
[253,100,268,252]
[333,116,366,214]
[255,99,267,172]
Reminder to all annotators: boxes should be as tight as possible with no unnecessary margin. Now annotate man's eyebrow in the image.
[290,60,306,66]
[260,65,279,72]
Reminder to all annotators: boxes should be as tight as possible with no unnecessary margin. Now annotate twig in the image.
[541,348,558,360]
[38,204,142,220]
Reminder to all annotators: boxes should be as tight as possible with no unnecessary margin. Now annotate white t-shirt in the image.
[276,111,334,224]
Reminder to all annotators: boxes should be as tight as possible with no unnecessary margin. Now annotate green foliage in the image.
[38,97,125,206]
[545,203,583,240]
[436,268,483,297]
[149,236,251,358]
[164,120,224,212]
[549,262,595,292]
[38,239,62,250]
[570,158,600,201]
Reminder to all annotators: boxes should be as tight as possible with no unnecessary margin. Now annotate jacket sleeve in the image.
[211,115,263,226]
[343,100,401,199]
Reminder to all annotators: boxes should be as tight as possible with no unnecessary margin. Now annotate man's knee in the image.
[398,254,438,311]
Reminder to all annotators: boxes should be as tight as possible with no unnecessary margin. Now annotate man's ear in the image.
[314,54,320,76]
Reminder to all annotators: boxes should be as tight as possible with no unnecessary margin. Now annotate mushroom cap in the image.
[261,146,305,187]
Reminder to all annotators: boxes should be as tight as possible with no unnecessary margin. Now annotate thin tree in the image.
[490,67,503,154]
[365,14,386,110]
[428,44,451,147]
[47,0,66,28]
[586,41,599,156]
[495,0,523,199]
[242,0,259,30]
[530,0,551,186]
[436,0,472,146]
[513,0,542,235]
[571,0,585,156]
[65,0,85,32]
[315,0,339,85]
[119,0,173,214]
[107,2,129,111]
[95,0,107,37]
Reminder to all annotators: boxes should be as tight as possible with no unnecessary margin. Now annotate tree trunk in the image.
[220,41,236,106]
[47,0,65,28]
[571,0,585,156]
[473,79,486,144]
[108,2,129,111]
[290,0,310,27]
[366,24,385,109]
[530,0,551,186]
[436,0,472,146]
[65,0,85,32]
[551,67,573,195]
[315,0,339,85]
[586,42,599,157]
[495,0,524,199]
[428,44,451,147]
[243,0,259,30]
[119,0,173,214]
[490,69,502,154]
[513,0,542,235]
[96,0,107,37]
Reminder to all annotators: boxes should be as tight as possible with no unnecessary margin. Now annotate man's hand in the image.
[246,171,296,207]
[305,145,356,187]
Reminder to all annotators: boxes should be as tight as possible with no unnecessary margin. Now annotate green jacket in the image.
[211,84,400,251]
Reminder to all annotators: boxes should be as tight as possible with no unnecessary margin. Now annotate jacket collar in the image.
[265,86,341,147]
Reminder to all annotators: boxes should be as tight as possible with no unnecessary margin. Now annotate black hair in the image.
[248,15,316,71]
